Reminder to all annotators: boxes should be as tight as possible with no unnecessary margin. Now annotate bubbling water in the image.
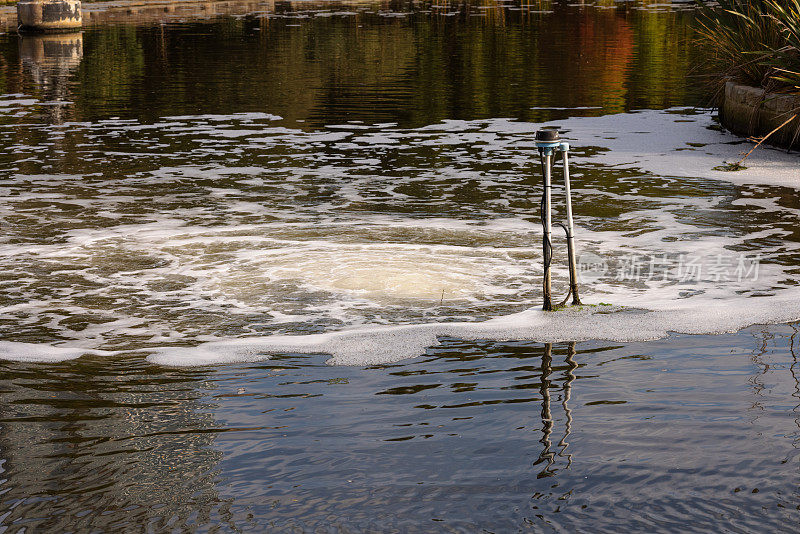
[1,97,800,365]
[272,249,481,300]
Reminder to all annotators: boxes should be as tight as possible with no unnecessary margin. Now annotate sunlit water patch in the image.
[1,102,800,365]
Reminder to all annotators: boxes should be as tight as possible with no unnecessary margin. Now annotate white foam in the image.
[162,112,283,122]
[2,107,800,366]
[0,341,113,363]
[147,295,800,366]
[544,110,800,188]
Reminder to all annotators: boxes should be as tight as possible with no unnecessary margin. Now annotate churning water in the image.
[1,1,800,531]
[1,102,799,365]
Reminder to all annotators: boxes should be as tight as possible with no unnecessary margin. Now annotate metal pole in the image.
[543,152,553,311]
[562,145,581,305]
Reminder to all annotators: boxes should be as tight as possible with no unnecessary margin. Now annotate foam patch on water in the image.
[543,110,800,188]
[7,292,800,366]
[1,106,800,365]
[148,295,800,366]
[0,341,113,363]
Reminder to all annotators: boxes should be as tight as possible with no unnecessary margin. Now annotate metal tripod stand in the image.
[535,128,581,311]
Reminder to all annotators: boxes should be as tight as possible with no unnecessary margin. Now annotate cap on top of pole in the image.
[535,128,560,142]
[535,127,562,151]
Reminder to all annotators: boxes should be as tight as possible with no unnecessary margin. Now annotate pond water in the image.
[1,0,800,531]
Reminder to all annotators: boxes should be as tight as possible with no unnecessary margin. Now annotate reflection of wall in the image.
[0,367,226,531]
[19,32,83,124]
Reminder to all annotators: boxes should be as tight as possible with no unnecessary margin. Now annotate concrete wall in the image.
[1,0,281,32]
[17,0,82,31]
[720,81,800,149]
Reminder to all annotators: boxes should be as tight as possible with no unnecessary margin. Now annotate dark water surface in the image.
[1,0,800,531]
[1,0,700,126]
[3,330,800,531]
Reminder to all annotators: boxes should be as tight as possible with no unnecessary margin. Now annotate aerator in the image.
[535,128,581,311]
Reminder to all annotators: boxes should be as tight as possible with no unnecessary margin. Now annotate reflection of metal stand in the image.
[558,341,577,469]
[535,128,582,310]
[535,342,554,476]
[534,341,578,477]
[789,326,800,450]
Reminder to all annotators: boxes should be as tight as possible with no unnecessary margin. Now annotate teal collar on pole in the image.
[535,128,562,155]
